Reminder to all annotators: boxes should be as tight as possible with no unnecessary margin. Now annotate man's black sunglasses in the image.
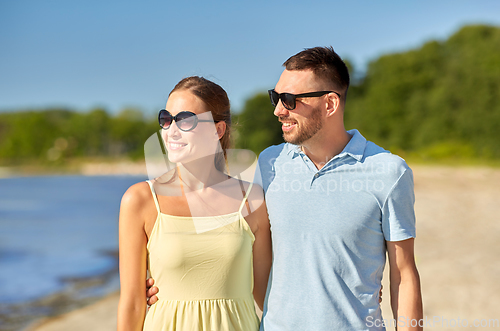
[158,110,214,132]
[268,89,340,110]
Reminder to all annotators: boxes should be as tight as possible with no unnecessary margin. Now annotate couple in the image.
[118,46,423,331]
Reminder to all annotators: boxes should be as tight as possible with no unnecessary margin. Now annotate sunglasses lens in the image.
[176,112,197,131]
[268,90,295,110]
[269,90,279,107]
[282,93,295,110]
[159,110,172,129]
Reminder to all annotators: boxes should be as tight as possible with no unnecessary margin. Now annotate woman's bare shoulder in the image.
[121,181,152,208]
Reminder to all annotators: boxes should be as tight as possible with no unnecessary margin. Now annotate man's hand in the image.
[146,278,159,306]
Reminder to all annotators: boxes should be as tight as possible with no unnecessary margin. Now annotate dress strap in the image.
[238,181,253,214]
[146,180,161,214]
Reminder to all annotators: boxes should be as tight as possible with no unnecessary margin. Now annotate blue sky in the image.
[1,0,499,116]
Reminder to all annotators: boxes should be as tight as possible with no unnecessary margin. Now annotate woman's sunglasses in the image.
[158,110,214,132]
[268,89,340,110]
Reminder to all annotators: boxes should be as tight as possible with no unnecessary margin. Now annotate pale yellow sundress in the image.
[143,180,260,331]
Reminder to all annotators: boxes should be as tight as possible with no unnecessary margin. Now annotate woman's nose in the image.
[167,121,182,138]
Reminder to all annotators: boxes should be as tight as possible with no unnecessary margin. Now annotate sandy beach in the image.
[27,165,500,330]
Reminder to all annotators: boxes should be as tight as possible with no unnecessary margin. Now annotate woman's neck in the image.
[177,156,226,191]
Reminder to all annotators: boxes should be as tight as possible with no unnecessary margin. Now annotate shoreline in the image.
[0,160,148,179]
[1,156,499,179]
[0,251,120,331]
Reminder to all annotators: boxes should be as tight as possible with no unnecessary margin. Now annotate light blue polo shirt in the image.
[257,129,416,331]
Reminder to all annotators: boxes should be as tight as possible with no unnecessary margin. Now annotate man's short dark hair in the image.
[283,46,350,98]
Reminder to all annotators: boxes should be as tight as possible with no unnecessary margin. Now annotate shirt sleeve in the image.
[381,167,416,241]
[255,145,282,194]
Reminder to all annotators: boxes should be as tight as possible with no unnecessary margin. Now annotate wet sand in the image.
[29,165,500,330]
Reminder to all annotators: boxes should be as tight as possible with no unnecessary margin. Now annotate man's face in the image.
[273,69,326,145]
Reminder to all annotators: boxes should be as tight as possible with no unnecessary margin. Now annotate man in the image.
[148,46,423,330]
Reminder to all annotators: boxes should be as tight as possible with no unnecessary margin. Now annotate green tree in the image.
[345,24,500,159]
[110,108,158,159]
[234,93,283,154]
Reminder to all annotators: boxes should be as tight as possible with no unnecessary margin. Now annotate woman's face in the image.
[161,90,225,165]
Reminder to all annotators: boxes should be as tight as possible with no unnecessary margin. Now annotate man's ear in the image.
[215,121,226,140]
[325,92,341,117]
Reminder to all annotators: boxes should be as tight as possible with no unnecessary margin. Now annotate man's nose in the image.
[273,100,289,117]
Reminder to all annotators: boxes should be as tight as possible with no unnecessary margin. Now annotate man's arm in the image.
[387,238,423,330]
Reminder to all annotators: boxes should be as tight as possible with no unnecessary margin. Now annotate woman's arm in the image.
[117,183,149,331]
[248,186,272,311]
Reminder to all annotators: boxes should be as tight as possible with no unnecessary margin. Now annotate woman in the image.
[117,76,272,331]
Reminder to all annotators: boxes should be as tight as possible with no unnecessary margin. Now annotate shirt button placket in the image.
[311,172,320,186]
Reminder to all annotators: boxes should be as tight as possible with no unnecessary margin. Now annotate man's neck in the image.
[300,130,352,170]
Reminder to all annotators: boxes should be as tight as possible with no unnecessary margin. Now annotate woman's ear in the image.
[215,121,226,140]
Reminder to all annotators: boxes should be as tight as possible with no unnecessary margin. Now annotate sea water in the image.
[0,174,147,329]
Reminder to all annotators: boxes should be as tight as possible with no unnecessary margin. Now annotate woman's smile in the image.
[167,141,188,151]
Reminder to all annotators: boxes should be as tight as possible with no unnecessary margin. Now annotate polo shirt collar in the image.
[338,129,366,162]
[286,144,301,158]
[285,129,366,162]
